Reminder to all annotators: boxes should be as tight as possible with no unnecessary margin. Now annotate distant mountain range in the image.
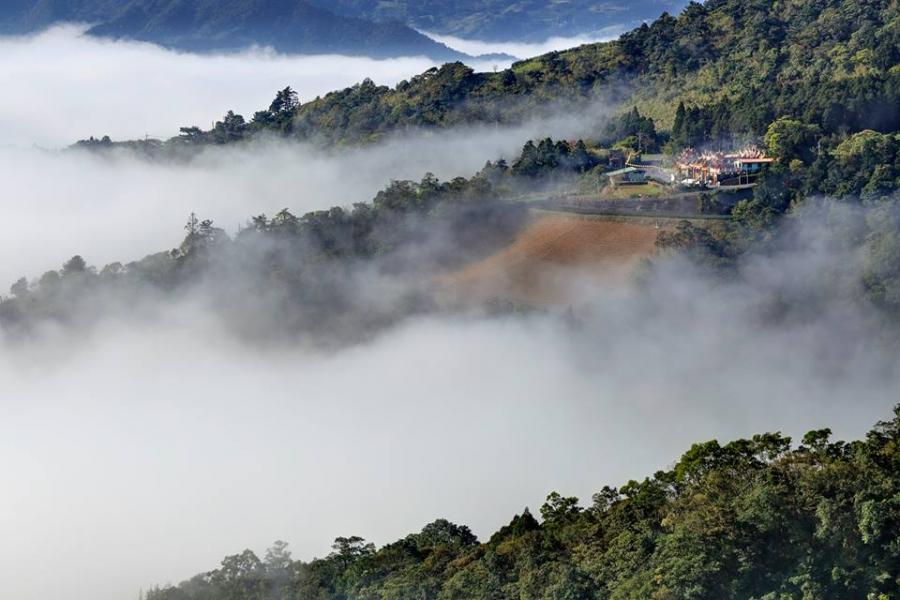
[0,0,470,60]
[0,0,691,57]
[311,0,691,42]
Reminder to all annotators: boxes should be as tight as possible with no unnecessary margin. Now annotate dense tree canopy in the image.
[0,168,531,342]
[8,4,900,600]
[80,0,898,201]
[171,0,898,146]
[143,407,900,600]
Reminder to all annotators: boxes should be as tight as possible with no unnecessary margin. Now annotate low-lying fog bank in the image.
[0,107,607,288]
[0,25,512,148]
[2,24,897,600]
[2,200,898,600]
[0,23,622,290]
[1,302,896,600]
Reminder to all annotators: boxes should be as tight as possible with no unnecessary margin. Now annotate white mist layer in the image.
[1,277,897,600]
[3,205,899,600]
[0,108,606,289]
[2,20,896,600]
[0,25,612,289]
[0,25,507,148]
[423,29,623,60]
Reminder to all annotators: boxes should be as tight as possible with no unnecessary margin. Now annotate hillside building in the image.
[675,146,774,188]
[604,166,648,185]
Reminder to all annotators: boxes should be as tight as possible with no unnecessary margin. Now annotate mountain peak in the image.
[0,0,471,60]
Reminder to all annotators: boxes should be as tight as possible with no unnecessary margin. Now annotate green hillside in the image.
[143,407,900,600]
[88,0,898,215]
[59,0,900,335]
[245,0,899,145]
[77,0,898,152]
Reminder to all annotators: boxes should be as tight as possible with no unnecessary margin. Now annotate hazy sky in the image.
[1,24,898,600]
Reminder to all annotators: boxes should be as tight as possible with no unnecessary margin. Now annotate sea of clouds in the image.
[3,209,898,600]
[0,26,615,600]
[0,27,623,287]
[0,25,515,149]
[1,24,898,600]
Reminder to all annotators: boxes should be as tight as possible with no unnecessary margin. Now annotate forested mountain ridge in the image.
[0,0,691,45]
[311,0,689,42]
[52,0,900,337]
[10,129,900,339]
[0,0,469,59]
[142,407,900,600]
[172,0,896,146]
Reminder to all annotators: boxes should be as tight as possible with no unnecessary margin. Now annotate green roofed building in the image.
[604,167,648,185]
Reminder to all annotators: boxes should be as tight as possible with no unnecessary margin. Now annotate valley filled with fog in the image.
[0,26,621,286]
[0,26,620,149]
[3,203,898,600]
[1,22,898,600]
[0,26,512,148]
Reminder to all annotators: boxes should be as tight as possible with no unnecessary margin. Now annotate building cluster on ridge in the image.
[601,145,775,191]
[673,146,775,189]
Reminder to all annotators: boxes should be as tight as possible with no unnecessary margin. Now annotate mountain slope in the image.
[441,214,662,306]
[267,0,899,144]
[314,0,690,42]
[74,0,898,161]
[143,407,900,600]
[0,0,114,32]
[0,0,468,59]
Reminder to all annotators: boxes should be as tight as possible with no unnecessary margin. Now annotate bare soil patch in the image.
[438,214,663,307]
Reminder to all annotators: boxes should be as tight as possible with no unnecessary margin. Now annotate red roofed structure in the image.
[675,146,775,188]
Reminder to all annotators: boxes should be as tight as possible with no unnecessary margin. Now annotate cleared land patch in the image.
[439,213,663,307]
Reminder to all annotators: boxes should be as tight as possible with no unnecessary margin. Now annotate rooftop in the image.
[605,167,645,177]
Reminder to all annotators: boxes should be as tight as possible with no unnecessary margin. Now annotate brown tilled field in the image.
[439,213,663,307]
